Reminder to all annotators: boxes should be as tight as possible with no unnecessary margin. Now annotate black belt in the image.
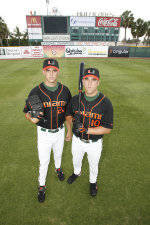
[41,124,64,133]
[74,134,99,143]
[80,138,98,143]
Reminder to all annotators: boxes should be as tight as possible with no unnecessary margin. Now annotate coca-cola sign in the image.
[96,17,121,27]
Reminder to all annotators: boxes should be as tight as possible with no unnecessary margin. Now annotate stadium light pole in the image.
[46,0,49,15]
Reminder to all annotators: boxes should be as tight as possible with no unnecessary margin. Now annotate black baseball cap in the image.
[43,58,59,71]
[83,68,100,80]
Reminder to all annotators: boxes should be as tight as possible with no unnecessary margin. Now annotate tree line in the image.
[0,10,150,46]
[121,10,150,45]
[0,17,29,46]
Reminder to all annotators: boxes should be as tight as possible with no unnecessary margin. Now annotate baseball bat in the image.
[78,62,84,114]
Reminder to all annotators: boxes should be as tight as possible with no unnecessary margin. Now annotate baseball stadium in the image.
[0,10,150,225]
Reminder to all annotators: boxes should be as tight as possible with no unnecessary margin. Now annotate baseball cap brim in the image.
[83,74,99,80]
[43,65,59,71]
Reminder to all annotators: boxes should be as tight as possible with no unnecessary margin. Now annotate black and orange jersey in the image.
[66,92,113,141]
[23,82,72,129]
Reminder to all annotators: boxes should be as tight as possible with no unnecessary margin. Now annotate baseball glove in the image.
[26,95,44,120]
[74,122,88,134]
[73,113,88,134]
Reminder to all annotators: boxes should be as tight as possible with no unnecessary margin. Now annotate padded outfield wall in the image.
[129,47,150,58]
[0,46,150,59]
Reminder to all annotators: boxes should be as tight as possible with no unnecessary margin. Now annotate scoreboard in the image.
[43,16,68,34]
[26,15,121,43]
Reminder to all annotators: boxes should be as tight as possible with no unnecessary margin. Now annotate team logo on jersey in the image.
[43,101,66,108]
[43,101,66,114]
[75,110,103,127]
[75,110,102,120]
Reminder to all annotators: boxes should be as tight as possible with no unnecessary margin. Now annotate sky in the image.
[0,0,150,40]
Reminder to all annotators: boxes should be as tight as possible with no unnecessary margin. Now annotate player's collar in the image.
[83,92,100,102]
[43,82,59,92]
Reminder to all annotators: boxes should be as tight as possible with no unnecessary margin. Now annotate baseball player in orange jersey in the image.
[23,58,72,202]
[66,67,113,197]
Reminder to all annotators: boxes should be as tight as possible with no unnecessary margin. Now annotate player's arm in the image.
[65,116,73,141]
[65,97,73,141]
[87,126,112,135]
[87,99,113,135]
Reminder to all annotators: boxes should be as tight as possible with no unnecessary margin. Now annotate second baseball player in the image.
[66,67,113,196]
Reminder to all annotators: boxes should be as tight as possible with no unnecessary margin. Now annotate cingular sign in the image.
[96,17,121,27]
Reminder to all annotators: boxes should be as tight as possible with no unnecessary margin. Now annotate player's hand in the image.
[65,130,72,141]
[74,122,88,134]
[74,113,83,124]
[25,112,42,124]
[25,112,32,121]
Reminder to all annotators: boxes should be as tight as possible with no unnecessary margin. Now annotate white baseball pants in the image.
[37,126,65,186]
[72,135,103,183]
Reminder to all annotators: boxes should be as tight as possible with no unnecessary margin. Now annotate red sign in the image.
[96,17,121,27]
[26,16,42,28]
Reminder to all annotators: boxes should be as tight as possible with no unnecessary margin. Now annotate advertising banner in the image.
[26,16,42,28]
[70,17,95,27]
[65,46,86,57]
[31,46,44,58]
[28,27,42,40]
[43,46,65,58]
[108,46,130,57]
[0,47,43,59]
[65,46,108,57]
[87,46,108,57]
[21,47,32,58]
[43,35,70,42]
[5,47,22,58]
[96,17,121,27]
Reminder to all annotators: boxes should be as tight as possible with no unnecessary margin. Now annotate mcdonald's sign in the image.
[26,16,42,28]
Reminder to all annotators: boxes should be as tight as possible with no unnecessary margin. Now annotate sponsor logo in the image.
[112,49,129,54]
[109,49,129,55]
[23,50,30,55]
[108,47,129,57]
[6,48,21,56]
[96,17,121,27]
[27,16,41,28]
[66,48,83,55]
[70,17,95,27]
[31,17,38,25]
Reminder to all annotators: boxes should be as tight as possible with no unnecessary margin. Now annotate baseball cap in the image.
[83,68,100,80]
[43,58,59,71]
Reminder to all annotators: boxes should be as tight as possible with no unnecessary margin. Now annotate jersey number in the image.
[57,107,64,114]
[90,119,101,127]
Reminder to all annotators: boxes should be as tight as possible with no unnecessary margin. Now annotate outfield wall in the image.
[0,46,150,59]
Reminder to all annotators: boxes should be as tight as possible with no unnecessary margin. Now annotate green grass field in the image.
[0,58,150,225]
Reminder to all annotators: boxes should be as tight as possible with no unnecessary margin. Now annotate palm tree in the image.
[22,30,29,45]
[131,18,147,40]
[14,26,22,46]
[145,21,150,44]
[121,10,134,42]
[0,17,9,46]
